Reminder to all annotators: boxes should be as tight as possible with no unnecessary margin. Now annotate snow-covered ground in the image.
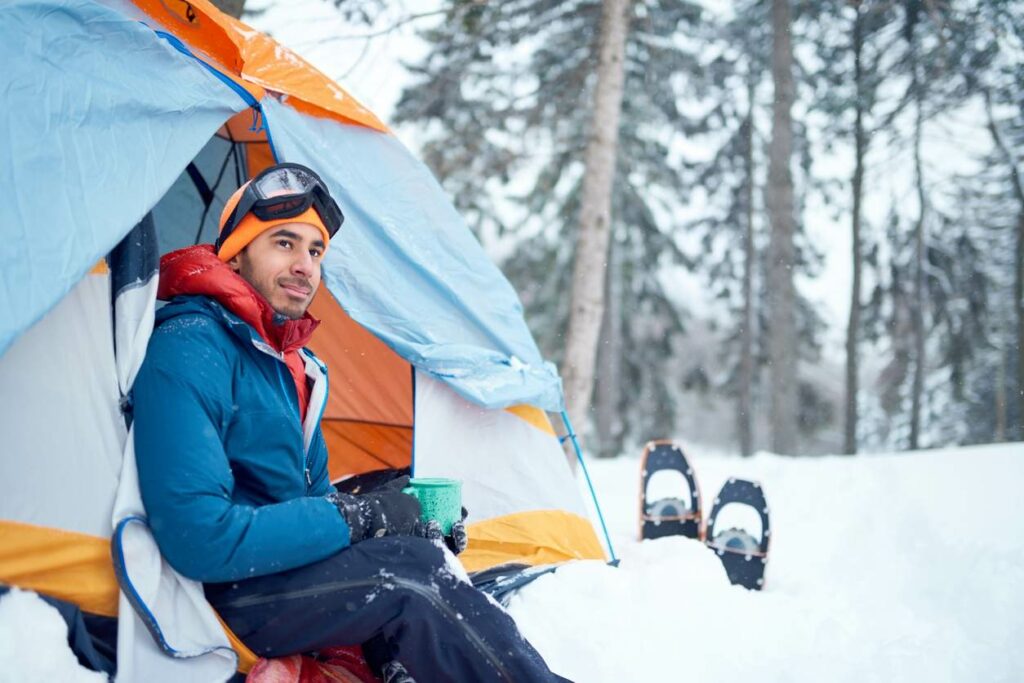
[0,588,106,683]
[3,442,1022,682]
[509,442,1024,682]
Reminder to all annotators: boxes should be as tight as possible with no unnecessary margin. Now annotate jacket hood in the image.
[158,245,319,354]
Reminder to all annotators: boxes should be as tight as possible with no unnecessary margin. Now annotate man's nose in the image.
[291,249,314,277]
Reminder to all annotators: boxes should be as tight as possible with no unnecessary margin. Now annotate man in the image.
[132,163,566,682]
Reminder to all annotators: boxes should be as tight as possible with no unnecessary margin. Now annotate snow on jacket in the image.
[133,246,350,583]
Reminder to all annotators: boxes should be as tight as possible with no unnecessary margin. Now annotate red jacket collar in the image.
[158,245,319,354]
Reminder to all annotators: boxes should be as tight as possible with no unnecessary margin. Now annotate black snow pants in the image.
[204,536,568,683]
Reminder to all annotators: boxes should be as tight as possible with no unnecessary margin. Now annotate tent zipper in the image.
[151,28,280,162]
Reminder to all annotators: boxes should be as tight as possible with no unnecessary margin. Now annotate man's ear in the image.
[226,253,242,272]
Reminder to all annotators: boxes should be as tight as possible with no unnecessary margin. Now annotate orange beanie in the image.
[216,181,332,262]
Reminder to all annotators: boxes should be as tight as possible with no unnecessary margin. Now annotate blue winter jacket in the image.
[133,295,350,583]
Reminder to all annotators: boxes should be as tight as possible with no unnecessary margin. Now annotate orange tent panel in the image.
[218,112,271,144]
[307,288,413,478]
[244,141,276,178]
[307,288,412,427]
[132,0,387,133]
[322,421,412,481]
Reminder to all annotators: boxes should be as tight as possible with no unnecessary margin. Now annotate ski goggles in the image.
[217,163,344,250]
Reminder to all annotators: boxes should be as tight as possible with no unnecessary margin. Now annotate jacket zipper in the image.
[304,349,330,491]
[217,576,513,682]
[249,337,315,493]
[214,308,324,492]
[270,362,311,491]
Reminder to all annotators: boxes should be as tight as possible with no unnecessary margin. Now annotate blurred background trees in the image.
[264,0,1023,455]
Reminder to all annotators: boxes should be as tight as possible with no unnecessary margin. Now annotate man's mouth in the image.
[279,280,312,299]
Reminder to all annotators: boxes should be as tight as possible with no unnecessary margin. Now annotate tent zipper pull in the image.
[305,467,312,488]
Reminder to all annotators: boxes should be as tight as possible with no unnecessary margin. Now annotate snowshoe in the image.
[705,478,770,590]
[639,440,703,541]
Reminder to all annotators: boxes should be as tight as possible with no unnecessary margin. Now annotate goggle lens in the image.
[218,163,344,250]
[260,196,308,216]
[254,166,321,198]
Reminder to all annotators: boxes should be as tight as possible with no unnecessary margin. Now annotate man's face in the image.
[228,222,325,319]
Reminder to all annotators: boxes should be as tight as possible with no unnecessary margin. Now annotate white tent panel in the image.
[413,371,585,522]
[0,272,122,537]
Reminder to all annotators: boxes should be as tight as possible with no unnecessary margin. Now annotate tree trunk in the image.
[594,236,624,458]
[844,2,866,455]
[984,88,1024,441]
[995,349,1007,442]
[765,0,799,455]
[909,55,927,451]
[209,0,245,19]
[739,75,756,457]
[562,0,632,453]
[1017,209,1024,440]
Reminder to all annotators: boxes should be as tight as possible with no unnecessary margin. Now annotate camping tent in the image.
[0,0,612,680]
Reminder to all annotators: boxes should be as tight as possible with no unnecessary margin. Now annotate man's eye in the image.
[310,249,323,258]
[277,240,292,249]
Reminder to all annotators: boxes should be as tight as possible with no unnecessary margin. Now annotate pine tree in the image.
[978,2,1024,441]
[855,0,982,450]
[810,0,902,454]
[678,0,827,455]
[393,0,704,453]
[948,0,1024,442]
[765,0,800,455]
[562,0,632,452]
[682,2,772,457]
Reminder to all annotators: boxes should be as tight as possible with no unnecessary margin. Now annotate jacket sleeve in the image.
[306,427,334,496]
[133,315,351,583]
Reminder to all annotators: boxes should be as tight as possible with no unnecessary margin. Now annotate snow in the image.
[0,589,106,683]
[4,442,1022,682]
[508,442,1024,683]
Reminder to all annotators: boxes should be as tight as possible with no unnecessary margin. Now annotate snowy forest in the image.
[3,3,1023,682]
[240,0,1023,458]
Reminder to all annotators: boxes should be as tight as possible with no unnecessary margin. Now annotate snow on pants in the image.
[204,536,568,683]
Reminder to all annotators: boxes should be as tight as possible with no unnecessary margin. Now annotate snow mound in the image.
[0,589,107,683]
[510,442,1024,683]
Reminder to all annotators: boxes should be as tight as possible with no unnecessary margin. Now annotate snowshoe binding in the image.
[705,478,770,590]
[639,440,703,541]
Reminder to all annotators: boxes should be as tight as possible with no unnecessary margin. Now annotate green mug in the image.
[402,477,462,535]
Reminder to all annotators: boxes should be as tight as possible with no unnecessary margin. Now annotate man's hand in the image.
[417,507,469,555]
[327,489,421,543]
[334,468,411,495]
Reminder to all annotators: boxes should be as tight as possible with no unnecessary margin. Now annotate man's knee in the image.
[396,535,448,566]
[374,535,448,576]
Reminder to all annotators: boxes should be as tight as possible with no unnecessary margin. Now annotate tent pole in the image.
[560,411,618,564]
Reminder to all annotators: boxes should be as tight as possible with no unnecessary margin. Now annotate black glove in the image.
[327,486,421,543]
[334,467,411,495]
[416,507,469,555]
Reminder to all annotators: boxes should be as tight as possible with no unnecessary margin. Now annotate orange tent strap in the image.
[0,520,118,617]
[460,510,607,573]
[504,404,556,436]
[0,520,260,672]
[213,612,259,673]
